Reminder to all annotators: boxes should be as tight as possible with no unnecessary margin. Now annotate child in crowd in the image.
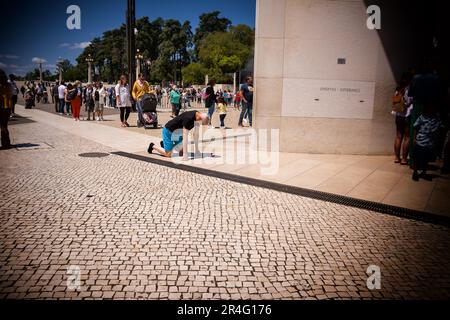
[412,104,444,181]
[217,96,227,128]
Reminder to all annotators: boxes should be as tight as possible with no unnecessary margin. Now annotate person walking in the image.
[407,61,443,166]
[92,83,101,121]
[7,74,18,118]
[84,83,95,121]
[71,81,82,121]
[205,79,217,127]
[115,75,132,127]
[392,74,413,165]
[52,82,59,112]
[98,83,106,121]
[234,90,241,110]
[411,105,444,181]
[238,76,254,127]
[132,73,151,116]
[58,81,66,114]
[64,83,74,116]
[109,86,116,108]
[0,69,13,149]
[217,96,227,128]
[170,85,181,117]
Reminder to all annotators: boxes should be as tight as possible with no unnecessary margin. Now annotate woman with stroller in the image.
[132,73,152,116]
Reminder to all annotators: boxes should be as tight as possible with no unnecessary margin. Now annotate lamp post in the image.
[85,54,94,84]
[57,57,64,83]
[126,0,136,87]
[144,59,152,79]
[33,58,46,82]
[135,49,143,77]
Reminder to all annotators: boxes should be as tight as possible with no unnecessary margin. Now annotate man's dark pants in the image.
[11,95,17,114]
[239,101,253,126]
[0,108,12,148]
[59,99,65,113]
[54,95,59,112]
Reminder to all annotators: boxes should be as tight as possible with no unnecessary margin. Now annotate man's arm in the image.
[131,82,137,101]
[115,84,121,106]
[193,124,200,154]
[182,128,189,161]
[241,86,247,103]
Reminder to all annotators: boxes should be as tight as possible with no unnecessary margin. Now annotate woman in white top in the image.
[115,75,132,127]
[98,84,107,121]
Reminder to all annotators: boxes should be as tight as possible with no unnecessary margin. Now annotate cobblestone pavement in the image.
[1,119,450,300]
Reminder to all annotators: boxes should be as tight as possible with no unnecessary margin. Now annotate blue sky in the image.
[0,0,256,76]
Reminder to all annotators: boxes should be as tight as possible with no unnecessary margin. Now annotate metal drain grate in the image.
[78,152,110,158]
[111,151,450,228]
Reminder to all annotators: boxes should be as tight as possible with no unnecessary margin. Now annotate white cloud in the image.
[71,42,91,49]
[0,62,7,68]
[0,54,19,59]
[32,57,48,64]
[60,42,91,50]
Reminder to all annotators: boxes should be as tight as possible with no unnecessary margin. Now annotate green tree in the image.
[196,31,253,83]
[63,66,84,82]
[181,63,208,85]
[152,19,193,82]
[25,68,40,80]
[193,11,231,57]
[230,24,255,47]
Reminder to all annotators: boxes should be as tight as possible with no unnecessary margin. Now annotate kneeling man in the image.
[148,110,209,161]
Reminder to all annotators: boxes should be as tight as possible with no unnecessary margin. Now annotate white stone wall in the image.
[254,0,398,155]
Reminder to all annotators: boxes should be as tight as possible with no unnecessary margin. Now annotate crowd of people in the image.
[15,73,255,131]
[1,64,449,179]
[391,61,450,180]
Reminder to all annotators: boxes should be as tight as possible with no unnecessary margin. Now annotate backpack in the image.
[392,90,405,113]
[201,89,209,100]
[67,89,78,101]
[141,93,158,112]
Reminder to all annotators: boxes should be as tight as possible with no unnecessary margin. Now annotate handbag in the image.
[392,91,405,113]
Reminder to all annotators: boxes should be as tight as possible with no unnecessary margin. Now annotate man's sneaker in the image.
[147,143,155,154]
[412,171,420,182]
[419,172,432,181]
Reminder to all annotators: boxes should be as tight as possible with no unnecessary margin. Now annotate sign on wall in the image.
[281,79,375,120]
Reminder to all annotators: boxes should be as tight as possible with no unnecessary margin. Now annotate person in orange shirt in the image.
[132,73,152,114]
[0,69,13,149]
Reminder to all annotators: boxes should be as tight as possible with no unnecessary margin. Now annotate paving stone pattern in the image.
[1,121,450,300]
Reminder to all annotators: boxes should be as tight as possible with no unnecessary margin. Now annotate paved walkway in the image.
[0,104,449,299]
[14,100,450,217]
